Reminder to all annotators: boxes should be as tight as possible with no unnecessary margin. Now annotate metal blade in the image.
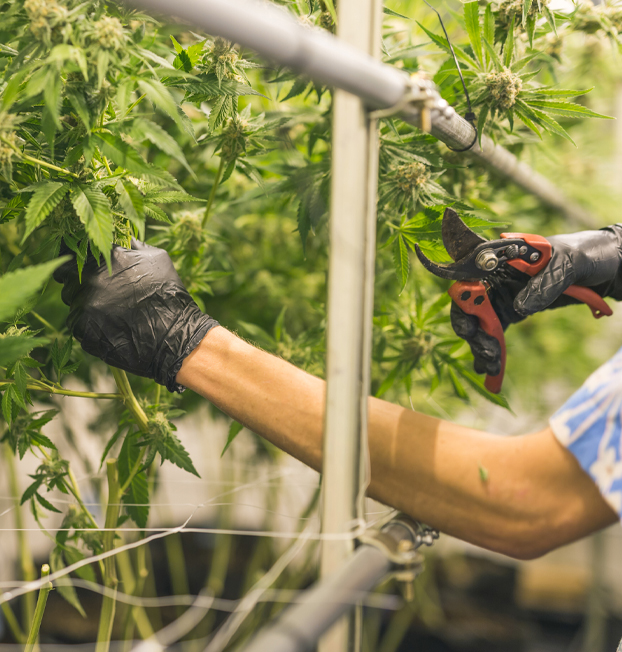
[442,208,486,262]
[414,243,479,281]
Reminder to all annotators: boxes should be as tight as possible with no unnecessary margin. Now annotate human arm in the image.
[55,240,618,560]
[177,326,617,560]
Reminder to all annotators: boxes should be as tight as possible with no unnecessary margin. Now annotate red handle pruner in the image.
[449,233,612,393]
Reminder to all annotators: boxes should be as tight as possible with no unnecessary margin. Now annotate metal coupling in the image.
[358,514,439,602]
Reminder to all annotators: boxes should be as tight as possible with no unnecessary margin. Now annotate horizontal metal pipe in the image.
[240,518,423,652]
[131,0,594,225]
[241,545,390,652]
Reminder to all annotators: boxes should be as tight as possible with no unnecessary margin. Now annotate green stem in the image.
[24,564,52,652]
[164,533,190,617]
[4,444,36,632]
[30,312,59,335]
[202,157,225,227]
[115,547,155,643]
[110,368,149,431]
[0,135,79,179]
[1,601,25,644]
[96,460,122,652]
[124,93,147,117]
[0,379,120,399]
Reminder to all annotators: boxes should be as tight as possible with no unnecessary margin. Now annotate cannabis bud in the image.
[221,114,249,162]
[24,0,68,43]
[93,16,126,51]
[204,38,240,82]
[484,68,523,111]
[393,162,431,193]
[497,0,549,28]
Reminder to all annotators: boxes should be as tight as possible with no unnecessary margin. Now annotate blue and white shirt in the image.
[550,347,622,517]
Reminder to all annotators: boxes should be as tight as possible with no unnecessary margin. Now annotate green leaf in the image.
[50,547,87,618]
[97,50,110,90]
[482,38,502,71]
[504,16,515,68]
[138,79,185,129]
[66,90,91,130]
[35,492,61,513]
[523,87,593,97]
[70,185,113,266]
[100,426,128,470]
[393,235,409,290]
[43,72,62,129]
[21,478,43,505]
[0,336,40,367]
[22,182,69,242]
[464,2,483,66]
[525,99,613,120]
[0,259,66,322]
[543,5,557,34]
[93,132,152,177]
[221,421,244,457]
[116,180,145,240]
[483,4,495,65]
[156,433,200,477]
[323,0,337,24]
[62,546,97,583]
[131,118,194,175]
[2,389,13,427]
[514,105,542,138]
[116,78,136,117]
[170,35,183,54]
[118,435,150,528]
[384,7,409,18]
[477,104,489,145]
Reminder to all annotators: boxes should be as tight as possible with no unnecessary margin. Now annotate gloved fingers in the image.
[513,257,575,316]
[130,238,157,252]
[451,302,502,376]
[52,242,77,286]
[468,329,502,377]
[450,301,480,340]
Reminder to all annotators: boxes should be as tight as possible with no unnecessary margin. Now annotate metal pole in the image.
[318,1,382,650]
[131,0,594,225]
[240,518,432,652]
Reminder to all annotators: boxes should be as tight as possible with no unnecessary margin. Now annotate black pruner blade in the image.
[442,208,486,261]
[415,208,490,280]
[414,243,482,280]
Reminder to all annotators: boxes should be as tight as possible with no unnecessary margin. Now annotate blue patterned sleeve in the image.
[549,347,622,518]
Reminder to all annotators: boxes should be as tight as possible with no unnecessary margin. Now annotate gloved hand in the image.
[53,240,219,393]
[451,226,622,376]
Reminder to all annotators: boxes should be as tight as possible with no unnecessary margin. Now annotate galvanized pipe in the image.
[240,520,421,652]
[131,0,594,225]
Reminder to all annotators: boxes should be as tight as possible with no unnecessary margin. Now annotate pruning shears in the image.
[414,208,613,394]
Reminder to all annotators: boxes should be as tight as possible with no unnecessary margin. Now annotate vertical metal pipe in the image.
[319,1,382,651]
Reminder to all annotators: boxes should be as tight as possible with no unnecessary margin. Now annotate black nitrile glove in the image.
[451,225,622,377]
[53,240,219,393]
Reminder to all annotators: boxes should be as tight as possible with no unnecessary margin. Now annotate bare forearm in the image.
[178,327,616,558]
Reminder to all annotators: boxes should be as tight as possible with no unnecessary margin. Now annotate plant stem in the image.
[96,459,122,652]
[0,135,79,179]
[202,157,225,227]
[1,602,25,644]
[24,564,52,652]
[0,379,119,399]
[30,312,59,335]
[110,368,149,431]
[3,444,37,632]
